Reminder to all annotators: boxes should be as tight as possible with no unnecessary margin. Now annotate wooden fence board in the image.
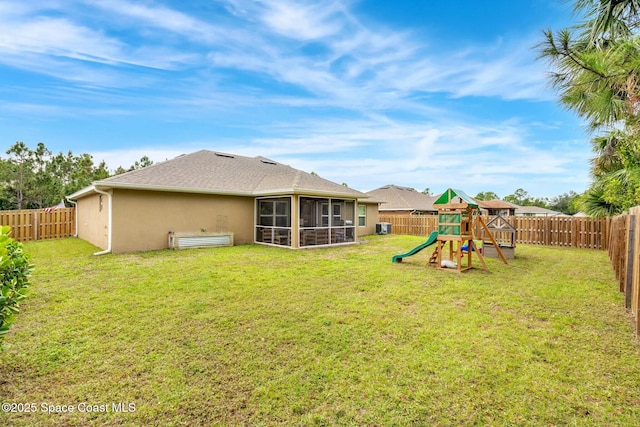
[631,207,640,336]
[607,208,640,339]
[379,215,611,250]
[0,208,76,242]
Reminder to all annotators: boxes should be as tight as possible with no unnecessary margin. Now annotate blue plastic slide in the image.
[392,231,439,263]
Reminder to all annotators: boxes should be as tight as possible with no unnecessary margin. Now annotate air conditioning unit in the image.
[376,222,392,235]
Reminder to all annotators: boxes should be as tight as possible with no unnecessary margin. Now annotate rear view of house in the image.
[68,150,379,253]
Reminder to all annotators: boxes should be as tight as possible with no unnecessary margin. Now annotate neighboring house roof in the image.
[69,150,368,199]
[366,185,437,212]
[434,188,478,208]
[514,205,561,216]
[476,199,516,210]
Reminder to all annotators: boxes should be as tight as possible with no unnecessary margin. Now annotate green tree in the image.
[474,191,499,201]
[582,182,620,217]
[132,156,153,170]
[539,0,640,216]
[549,191,580,214]
[503,188,549,208]
[0,158,14,209]
[503,188,530,206]
[45,151,109,203]
[574,0,640,44]
[4,142,38,209]
[1,142,120,210]
[114,156,154,175]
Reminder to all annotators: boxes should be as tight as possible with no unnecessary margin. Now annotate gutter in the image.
[92,187,112,256]
[96,182,369,200]
[93,181,255,197]
[64,197,78,237]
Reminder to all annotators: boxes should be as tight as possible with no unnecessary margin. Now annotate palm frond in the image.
[583,182,622,217]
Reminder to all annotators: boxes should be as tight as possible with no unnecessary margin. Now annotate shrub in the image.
[0,225,34,350]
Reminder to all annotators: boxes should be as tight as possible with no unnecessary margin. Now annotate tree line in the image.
[422,188,582,215]
[0,141,152,210]
[474,189,583,215]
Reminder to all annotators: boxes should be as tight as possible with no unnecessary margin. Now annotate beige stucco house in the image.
[68,150,379,254]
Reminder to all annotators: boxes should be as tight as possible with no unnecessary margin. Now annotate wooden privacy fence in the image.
[380,215,439,237]
[514,216,610,249]
[379,215,611,250]
[0,208,76,242]
[608,207,640,337]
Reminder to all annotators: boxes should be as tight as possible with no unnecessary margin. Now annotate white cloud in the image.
[258,0,345,40]
[0,16,122,62]
[83,113,588,198]
[0,0,588,198]
[0,0,555,107]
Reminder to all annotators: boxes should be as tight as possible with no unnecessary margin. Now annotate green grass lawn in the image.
[1,235,640,426]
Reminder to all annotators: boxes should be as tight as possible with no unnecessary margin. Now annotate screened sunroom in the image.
[255,196,357,248]
[255,197,292,246]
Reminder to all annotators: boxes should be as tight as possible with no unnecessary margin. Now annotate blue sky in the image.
[1,0,591,198]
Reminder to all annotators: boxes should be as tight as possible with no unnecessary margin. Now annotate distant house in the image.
[68,150,379,253]
[476,199,517,217]
[514,205,561,217]
[366,184,438,215]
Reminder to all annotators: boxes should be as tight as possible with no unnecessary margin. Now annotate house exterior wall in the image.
[360,202,379,236]
[483,208,516,217]
[76,189,377,253]
[110,189,254,253]
[76,192,109,250]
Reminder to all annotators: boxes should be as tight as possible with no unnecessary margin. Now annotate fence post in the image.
[626,215,635,309]
[32,211,38,241]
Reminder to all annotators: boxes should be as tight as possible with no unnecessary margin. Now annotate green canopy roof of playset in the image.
[433,188,478,208]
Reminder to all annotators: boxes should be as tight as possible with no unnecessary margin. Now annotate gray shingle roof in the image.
[366,185,437,211]
[93,150,366,198]
[514,205,561,216]
[476,199,516,210]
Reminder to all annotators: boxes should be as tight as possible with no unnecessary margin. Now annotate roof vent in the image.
[215,152,235,159]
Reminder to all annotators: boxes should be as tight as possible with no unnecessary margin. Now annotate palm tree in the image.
[538,31,640,129]
[590,130,626,175]
[538,0,640,216]
[574,0,640,43]
[582,182,620,216]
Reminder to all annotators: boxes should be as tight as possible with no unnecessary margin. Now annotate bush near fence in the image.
[379,215,611,250]
[0,208,76,242]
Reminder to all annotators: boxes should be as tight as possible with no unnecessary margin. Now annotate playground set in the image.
[392,188,512,272]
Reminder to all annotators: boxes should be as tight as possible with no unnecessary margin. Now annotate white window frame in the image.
[358,204,366,227]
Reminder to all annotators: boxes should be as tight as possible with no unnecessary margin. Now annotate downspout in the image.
[92,187,112,256]
[65,197,78,237]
